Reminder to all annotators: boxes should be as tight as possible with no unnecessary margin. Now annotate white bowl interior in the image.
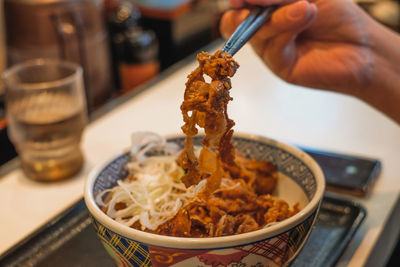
[274,173,309,209]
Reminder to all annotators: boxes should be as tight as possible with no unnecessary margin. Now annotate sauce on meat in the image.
[99,50,299,237]
[154,51,299,237]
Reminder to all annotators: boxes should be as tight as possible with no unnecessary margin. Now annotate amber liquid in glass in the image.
[8,94,87,181]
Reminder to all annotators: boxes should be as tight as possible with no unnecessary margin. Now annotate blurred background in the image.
[0,1,399,266]
[0,0,399,165]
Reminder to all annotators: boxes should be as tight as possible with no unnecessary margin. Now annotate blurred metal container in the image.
[4,0,114,112]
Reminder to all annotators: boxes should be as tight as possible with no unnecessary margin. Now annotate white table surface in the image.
[0,44,399,267]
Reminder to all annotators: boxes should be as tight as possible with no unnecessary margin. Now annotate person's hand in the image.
[220,0,374,96]
[221,0,400,123]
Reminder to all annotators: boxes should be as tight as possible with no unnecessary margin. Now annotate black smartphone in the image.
[300,147,382,197]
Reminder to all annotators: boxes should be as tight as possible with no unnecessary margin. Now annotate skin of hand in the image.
[220,0,400,123]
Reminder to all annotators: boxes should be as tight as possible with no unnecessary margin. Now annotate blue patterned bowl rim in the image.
[84,132,325,249]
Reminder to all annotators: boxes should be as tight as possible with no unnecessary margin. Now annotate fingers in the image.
[255,1,317,76]
[220,0,316,44]
[229,0,245,8]
[229,0,298,8]
[220,9,249,39]
[221,0,312,39]
[221,1,317,78]
[251,0,316,46]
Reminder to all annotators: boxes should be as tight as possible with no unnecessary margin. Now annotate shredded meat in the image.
[178,50,239,192]
[149,50,298,237]
[156,175,299,237]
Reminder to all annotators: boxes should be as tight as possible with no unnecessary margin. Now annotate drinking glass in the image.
[3,59,88,181]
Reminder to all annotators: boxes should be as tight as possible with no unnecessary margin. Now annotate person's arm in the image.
[220,0,400,123]
[360,19,400,122]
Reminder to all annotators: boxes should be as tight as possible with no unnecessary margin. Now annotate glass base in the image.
[20,148,84,182]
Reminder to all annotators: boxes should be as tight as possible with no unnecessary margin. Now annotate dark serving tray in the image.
[289,194,366,267]
[0,194,366,267]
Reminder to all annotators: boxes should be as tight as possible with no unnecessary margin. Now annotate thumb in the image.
[251,1,318,76]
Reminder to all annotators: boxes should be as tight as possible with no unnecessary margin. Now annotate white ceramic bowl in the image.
[84,133,325,267]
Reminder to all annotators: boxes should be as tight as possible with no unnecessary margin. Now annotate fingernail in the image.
[288,1,308,20]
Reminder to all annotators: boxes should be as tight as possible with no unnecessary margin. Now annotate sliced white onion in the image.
[96,133,205,231]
